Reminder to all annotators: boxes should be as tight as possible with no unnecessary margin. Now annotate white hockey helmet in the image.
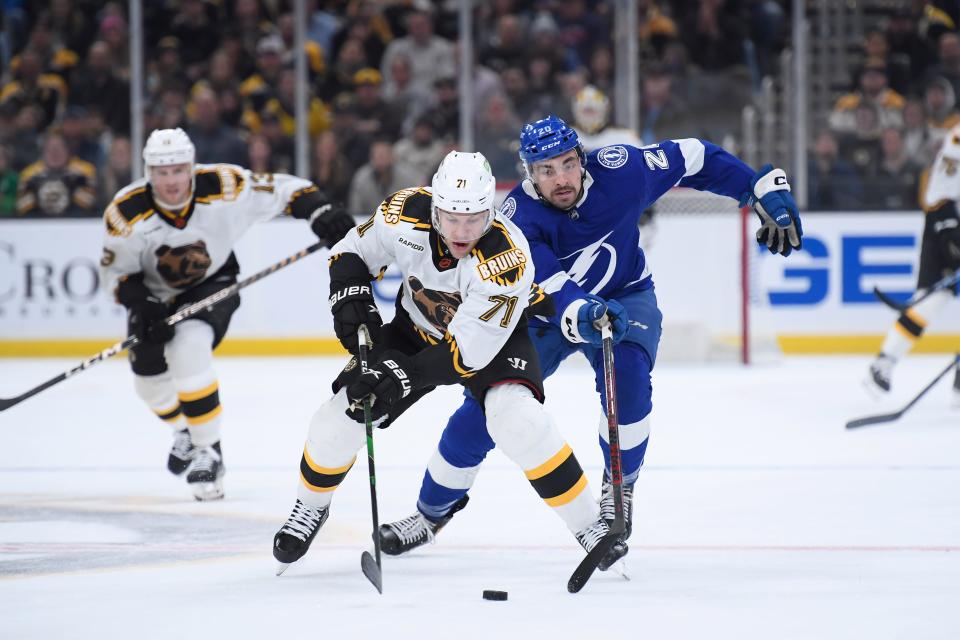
[431,151,496,241]
[142,128,195,171]
[572,85,610,135]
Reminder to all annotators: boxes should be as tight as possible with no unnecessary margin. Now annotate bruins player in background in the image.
[866,123,960,400]
[272,151,626,574]
[100,128,354,500]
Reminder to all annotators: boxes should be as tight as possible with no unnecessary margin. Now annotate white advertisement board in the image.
[1,213,958,354]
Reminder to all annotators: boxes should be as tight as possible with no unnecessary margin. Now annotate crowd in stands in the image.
[1,0,956,218]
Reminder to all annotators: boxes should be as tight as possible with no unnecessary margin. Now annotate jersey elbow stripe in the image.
[300,450,356,491]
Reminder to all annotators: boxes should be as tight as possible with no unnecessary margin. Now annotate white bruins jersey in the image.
[922,124,960,211]
[332,187,534,373]
[101,164,320,301]
[577,126,643,152]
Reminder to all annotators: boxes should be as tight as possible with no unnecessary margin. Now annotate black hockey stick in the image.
[0,241,325,413]
[357,324,383,594]
[569,321,625,593]
[846,355,959,429]
[873,268,960,313]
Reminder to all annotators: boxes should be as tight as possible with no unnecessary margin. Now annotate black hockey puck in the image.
[482,589,508,601]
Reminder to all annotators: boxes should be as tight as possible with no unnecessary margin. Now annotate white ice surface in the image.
[1,354,959,639]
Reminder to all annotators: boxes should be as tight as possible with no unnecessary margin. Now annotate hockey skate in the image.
[379,495,469,556]
[864,354,894,398]
[167,428,195,476]
[575,517,628,572]
[186,443,224,501]
[273,499,329,575]
[599,474,634,540]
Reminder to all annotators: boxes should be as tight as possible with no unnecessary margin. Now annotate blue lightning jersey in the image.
[500,139,755,325]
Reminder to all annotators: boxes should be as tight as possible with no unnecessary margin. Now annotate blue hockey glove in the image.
[741,164,803,257]
[561,294,629,346]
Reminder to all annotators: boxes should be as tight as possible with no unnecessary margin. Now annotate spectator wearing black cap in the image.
[413,75,459,144]
[926,32,960,103]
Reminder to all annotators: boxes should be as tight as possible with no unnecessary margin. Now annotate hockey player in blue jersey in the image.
[377,115,803,564]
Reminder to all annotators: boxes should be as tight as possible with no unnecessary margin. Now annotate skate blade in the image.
[190,479,224,501]
[612,558,631,581]
[276,562,291,576]
[861,376,888,401]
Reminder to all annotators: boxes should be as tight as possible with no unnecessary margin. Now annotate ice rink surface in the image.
[1,354,959,639]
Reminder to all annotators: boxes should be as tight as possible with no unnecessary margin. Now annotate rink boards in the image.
[0,212,957,356]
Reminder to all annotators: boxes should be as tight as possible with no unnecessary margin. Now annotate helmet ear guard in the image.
[431,151,497,241]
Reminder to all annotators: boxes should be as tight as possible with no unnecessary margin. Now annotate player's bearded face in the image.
[150,163,193,209]
[437,208,488,258]
[532,149,583,209]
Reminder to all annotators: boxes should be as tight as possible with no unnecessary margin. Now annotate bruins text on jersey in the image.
[272,151,624,576]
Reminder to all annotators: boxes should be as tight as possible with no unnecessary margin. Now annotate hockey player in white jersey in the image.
[572,85,643,152]
[100,128,354,500]
[272,151,626,573]
[866,124,960,397]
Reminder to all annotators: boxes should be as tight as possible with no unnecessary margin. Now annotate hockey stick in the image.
[357,324,383,594]
[873,268,960,313]
[846,355,959,429]
[0,241,325,413]
[568,321,625,593]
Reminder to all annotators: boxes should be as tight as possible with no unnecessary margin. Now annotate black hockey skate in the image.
[379,495,470,556]
[274,499,329,575]
[865,354,894,396]
[599,473,634,540]
[167,428,195,476]
[186,442,224,501]
[575,518,628,572]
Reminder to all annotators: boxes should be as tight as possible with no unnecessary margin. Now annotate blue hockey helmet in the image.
[518,115,585,167]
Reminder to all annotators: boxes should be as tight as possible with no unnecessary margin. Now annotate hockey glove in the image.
[116,273,175,345]
[345,350,416,424]
[329,282,383,353]
[561,294,629,346]
[309,203,355,248]
[931,204,960,269]
[129,299,175,345]
[741,164,803,257]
